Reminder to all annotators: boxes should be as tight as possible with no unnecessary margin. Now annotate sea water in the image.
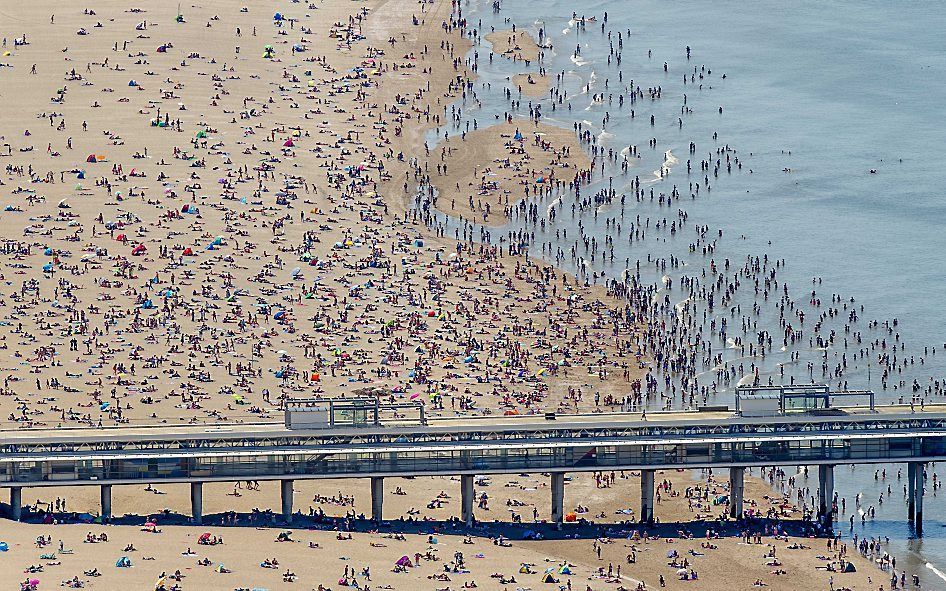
[420,0,946,583]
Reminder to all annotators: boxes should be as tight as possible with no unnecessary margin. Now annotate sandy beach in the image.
[2,469,879,591]
[0,0,911,590]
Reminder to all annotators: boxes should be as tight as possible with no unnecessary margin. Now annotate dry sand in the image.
[0,0,636,432]
[3,470,878,591]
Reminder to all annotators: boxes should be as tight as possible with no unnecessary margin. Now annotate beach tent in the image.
[395,555,413,567]
[0,541,8,551]
[116,556,132,567]
[842,562,856,573]
[518,565,532,574]
[196,130,207,138]
[558,565,572,575]
[128,80,138,87]
[157,45,167,52]
[182,247,194,256]
[86,154,97,163]
[514,129,523,141]
[283,138,294,147]
[541,573,557,583]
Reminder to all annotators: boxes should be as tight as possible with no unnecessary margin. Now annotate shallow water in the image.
[421,0,946,583]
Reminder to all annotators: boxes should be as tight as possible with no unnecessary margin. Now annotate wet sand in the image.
[486,29,541,64]
[511,73,551,98]
[428,122,589,227]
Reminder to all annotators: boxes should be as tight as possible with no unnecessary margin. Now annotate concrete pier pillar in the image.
[729,467,745,519]
[370,477,384,522]
[818,465,834,521]
[461,474,474,526]
[10,487,22,521]
[281,479,294,524]
[100,484,112,521]
[190,482,203,525]
[907,462,918,520]
[909,461,924,534]
[550,473,565,528]
[640,470,655,524]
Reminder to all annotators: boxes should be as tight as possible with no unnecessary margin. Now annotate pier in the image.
[0,386,936,532]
